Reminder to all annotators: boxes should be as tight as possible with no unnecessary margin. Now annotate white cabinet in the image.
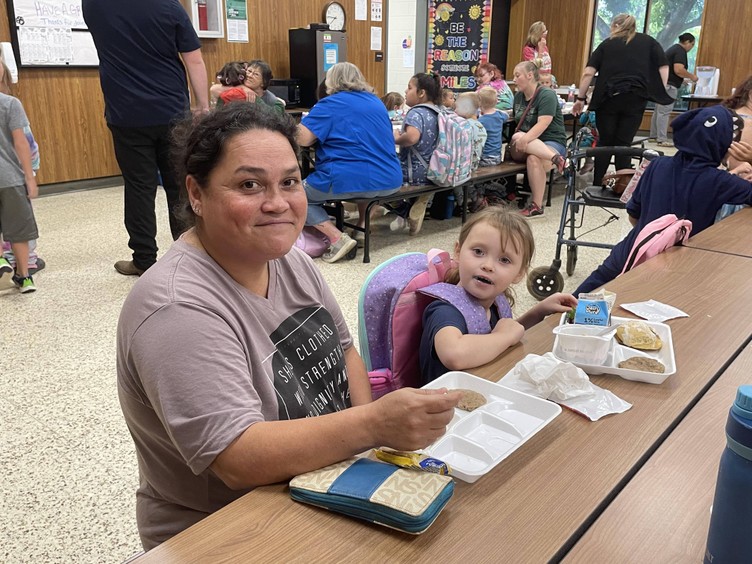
[191,0,225,38]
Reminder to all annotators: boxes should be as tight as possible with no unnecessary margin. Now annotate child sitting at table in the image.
[575,105,752,295]
[441,88,456,111]
[381,91,405,121]
[419,206,577,383]
[478,87,507,167]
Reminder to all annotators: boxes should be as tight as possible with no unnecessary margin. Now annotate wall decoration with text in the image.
[426,0,492,91]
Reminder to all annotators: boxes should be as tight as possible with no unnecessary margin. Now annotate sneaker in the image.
[656,141,674,147]
[578,161,594,175]
[0,257,12,277]
[389,216,407,232]
[114,260,145,276]
[12,274,36,293]
[321,233,357,263]
[408,198,429,236]
[29,257,45,275]
[520,202,544,218]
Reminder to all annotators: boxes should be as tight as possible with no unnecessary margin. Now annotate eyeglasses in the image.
[246,69,262,78]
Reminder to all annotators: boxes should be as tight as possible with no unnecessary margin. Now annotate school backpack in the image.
[621,214,693,274]
[409,104,473,187]
[294,226,330,258]
[358,249,453,398]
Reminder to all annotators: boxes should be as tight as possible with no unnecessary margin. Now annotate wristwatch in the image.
[576,96,587,102]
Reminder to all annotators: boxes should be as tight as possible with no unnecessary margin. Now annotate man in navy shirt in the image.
[83,0,209,275]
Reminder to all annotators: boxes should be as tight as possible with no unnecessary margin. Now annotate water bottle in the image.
[445,194,455,219]
[704,385,752,563]
[567,84,576,103]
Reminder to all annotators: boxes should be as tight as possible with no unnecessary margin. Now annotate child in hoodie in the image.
[575,105,752,295]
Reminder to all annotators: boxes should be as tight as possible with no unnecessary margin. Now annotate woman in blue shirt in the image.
[297,62,403,263]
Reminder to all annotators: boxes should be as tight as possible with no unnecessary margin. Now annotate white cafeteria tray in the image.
[552,315,676,384]
[421,371,561,483]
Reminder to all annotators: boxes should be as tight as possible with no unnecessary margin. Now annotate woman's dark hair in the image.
[412,72,442,104]
[678,32,695,44]
[246,59,273,90]
[216,62,246,87]
[723,75,752,111]
[171,103,299,228]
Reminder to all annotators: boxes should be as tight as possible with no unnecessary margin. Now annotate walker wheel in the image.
[566,245,578,276]
[527,266,564,301]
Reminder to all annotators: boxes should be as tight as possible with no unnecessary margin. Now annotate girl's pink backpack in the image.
[358,249,453,398]
[294,227,330,258]
[621,214,692,274]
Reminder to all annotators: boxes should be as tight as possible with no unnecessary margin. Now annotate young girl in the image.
[381,91,405,121]
[419,206,577,383]
[392,72,442,235]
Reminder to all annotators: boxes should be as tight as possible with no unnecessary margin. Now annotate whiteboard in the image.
[7,0,99,67]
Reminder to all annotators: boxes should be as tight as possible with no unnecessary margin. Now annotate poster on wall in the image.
[226,0,248,43]
[426,0,492,92]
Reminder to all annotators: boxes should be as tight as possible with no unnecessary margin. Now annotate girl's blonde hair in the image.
[381,91,404,110]
[0,61,13,95]
[610,13,637,43]
[325,62,374,95]
[525,21,547,47]
[445,206,535,308]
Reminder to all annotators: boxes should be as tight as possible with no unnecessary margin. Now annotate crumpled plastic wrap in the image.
[619,299,689,322]
[500,353,632,421]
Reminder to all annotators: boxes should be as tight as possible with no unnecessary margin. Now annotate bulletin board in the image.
[6,0,99,67]
[426,0,492,92]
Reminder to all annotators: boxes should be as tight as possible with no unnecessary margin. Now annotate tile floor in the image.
[1,150,664,562]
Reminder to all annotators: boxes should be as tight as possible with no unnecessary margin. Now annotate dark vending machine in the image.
[289,27,347,108]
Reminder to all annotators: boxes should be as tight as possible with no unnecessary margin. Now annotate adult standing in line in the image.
[522,21,552,75]
[572,13,671,186]
[650,33,698,147]
[83,0,209,276]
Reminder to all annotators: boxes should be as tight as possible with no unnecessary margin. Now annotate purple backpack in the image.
[621,214,693,274]
[294,227,330,258]
[358,249,453,398]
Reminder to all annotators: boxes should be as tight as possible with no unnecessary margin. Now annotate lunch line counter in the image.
[137,214,752,562]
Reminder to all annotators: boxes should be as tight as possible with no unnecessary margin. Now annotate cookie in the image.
[618,356,666,373]
[452,388,487,411]
[616,321,663,351]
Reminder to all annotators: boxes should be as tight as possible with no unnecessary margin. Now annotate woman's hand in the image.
[241,85,258,103]
[511,131,528,153]
[572,100,585,117]
[729,141,752,165]
[730,161,752,181]
[368,388,461,451]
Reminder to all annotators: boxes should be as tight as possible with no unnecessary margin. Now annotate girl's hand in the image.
[26,176,38,199]
[730,161,752,181]
[539,293,578,315]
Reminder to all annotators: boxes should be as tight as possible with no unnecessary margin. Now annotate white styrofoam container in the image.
[552,315,676,385]
[421,371,561,483]
[552,324,612,365]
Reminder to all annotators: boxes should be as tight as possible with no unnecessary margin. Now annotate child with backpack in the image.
[392,72,442,235]
[575,105,752,295]
[419,206,576,382]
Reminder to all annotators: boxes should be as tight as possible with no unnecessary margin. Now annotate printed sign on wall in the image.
[426,0,492,91]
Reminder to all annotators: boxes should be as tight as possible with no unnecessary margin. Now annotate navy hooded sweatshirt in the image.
[576,105,752,294]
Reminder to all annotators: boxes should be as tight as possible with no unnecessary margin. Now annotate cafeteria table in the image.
[136,247,752,563]
[564,343,752,562]
[684,207,752,258]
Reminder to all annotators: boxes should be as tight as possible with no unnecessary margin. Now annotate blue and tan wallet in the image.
[289,457,454,534]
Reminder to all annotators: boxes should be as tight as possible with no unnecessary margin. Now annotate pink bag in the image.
[621,214,692,274]
[294,227,330,258]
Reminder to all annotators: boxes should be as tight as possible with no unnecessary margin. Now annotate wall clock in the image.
[323,1,346,31]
